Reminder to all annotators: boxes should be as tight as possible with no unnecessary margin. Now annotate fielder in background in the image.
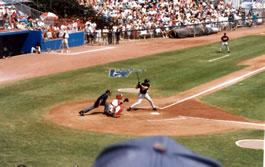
[127,78,157,111]
[106,94,129,118]
[79,90,112,116]
[61,30,69,53]
[31,41,41,54]
[219,32,230,53]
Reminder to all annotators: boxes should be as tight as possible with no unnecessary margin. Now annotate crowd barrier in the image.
[83,17,264,44]
[0,16,263,57]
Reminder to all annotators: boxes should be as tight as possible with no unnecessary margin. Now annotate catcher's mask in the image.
[116,94,123,99]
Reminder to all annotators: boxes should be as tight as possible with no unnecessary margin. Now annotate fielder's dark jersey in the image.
[94,93,109,107]
[221,35,229,42]
[139,82,150,94]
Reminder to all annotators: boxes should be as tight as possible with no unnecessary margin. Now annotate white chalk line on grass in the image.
[183,116,265,127]
[209,54,230,62]
[50,47,115,55]
[263,132,265,167]
[148,116,265,128]
[160,66,265,110]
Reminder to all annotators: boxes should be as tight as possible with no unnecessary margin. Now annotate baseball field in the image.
[0,27,265,167]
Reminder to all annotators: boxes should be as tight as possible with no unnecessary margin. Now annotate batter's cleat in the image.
[127,107,132,112]
[153,108,157,111]
[79,111,84,116]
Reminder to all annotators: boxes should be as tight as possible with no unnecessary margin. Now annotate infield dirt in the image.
[1,26,265,136]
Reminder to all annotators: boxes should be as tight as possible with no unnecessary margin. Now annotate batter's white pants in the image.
[220,42,230,52]
[130,93,156,109]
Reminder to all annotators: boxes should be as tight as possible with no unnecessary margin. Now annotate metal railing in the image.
[82,16,264,45]
[2,0,43,18]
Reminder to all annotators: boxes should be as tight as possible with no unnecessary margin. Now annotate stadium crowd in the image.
[0,0,261,44]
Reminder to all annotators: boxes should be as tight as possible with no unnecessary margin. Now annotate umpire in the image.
[79,90,112,116]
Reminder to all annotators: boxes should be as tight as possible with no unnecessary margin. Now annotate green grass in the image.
[201,71,265,121]
[175,130,264,167]
[0,35,264,167]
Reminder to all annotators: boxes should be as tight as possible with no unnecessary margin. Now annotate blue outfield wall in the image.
[41,31,85,52]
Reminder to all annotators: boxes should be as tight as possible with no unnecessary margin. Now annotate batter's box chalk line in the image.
[147,116,186,122]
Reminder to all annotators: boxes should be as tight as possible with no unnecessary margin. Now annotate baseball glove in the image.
[123,98,129,103]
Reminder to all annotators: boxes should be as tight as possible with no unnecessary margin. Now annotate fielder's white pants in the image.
[220,42,230,52]
[109,105,121,114]
[130,93,156,109]
[31,47,41,53]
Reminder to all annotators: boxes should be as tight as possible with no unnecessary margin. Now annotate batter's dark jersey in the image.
[94,93,109,107]
[139,82,150,94]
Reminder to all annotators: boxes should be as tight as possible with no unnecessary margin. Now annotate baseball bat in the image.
[136,72,140,83]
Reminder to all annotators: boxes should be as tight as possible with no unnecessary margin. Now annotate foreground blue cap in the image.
[92,136,223,167]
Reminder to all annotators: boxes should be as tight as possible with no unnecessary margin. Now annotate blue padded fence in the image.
[41,31,85,52]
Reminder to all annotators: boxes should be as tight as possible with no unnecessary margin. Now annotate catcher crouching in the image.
[106,94,129,118]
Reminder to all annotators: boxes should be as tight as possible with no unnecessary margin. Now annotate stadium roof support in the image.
[1,0,33,4]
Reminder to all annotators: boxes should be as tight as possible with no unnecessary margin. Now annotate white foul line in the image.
[148,116,265,128]
[263,131,265,167]
[209,54,230,62]
[160,66,265,110]
[51,47,115,55]
[183,116,265,127]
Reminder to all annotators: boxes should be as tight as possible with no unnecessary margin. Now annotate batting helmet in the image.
[116,94,123,99]
[144,78,150,83]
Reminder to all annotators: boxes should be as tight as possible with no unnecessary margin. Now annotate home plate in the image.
[151,112,160,115]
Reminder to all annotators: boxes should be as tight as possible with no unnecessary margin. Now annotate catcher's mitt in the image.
[123,98,129,103]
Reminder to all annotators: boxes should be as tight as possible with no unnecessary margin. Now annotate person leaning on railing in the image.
[2,13,9,29]
[25,18,36,30]
[48,25,57,39]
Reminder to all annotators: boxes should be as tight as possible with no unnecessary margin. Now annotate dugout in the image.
[0,30,84,56]
[0,30,41,57]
